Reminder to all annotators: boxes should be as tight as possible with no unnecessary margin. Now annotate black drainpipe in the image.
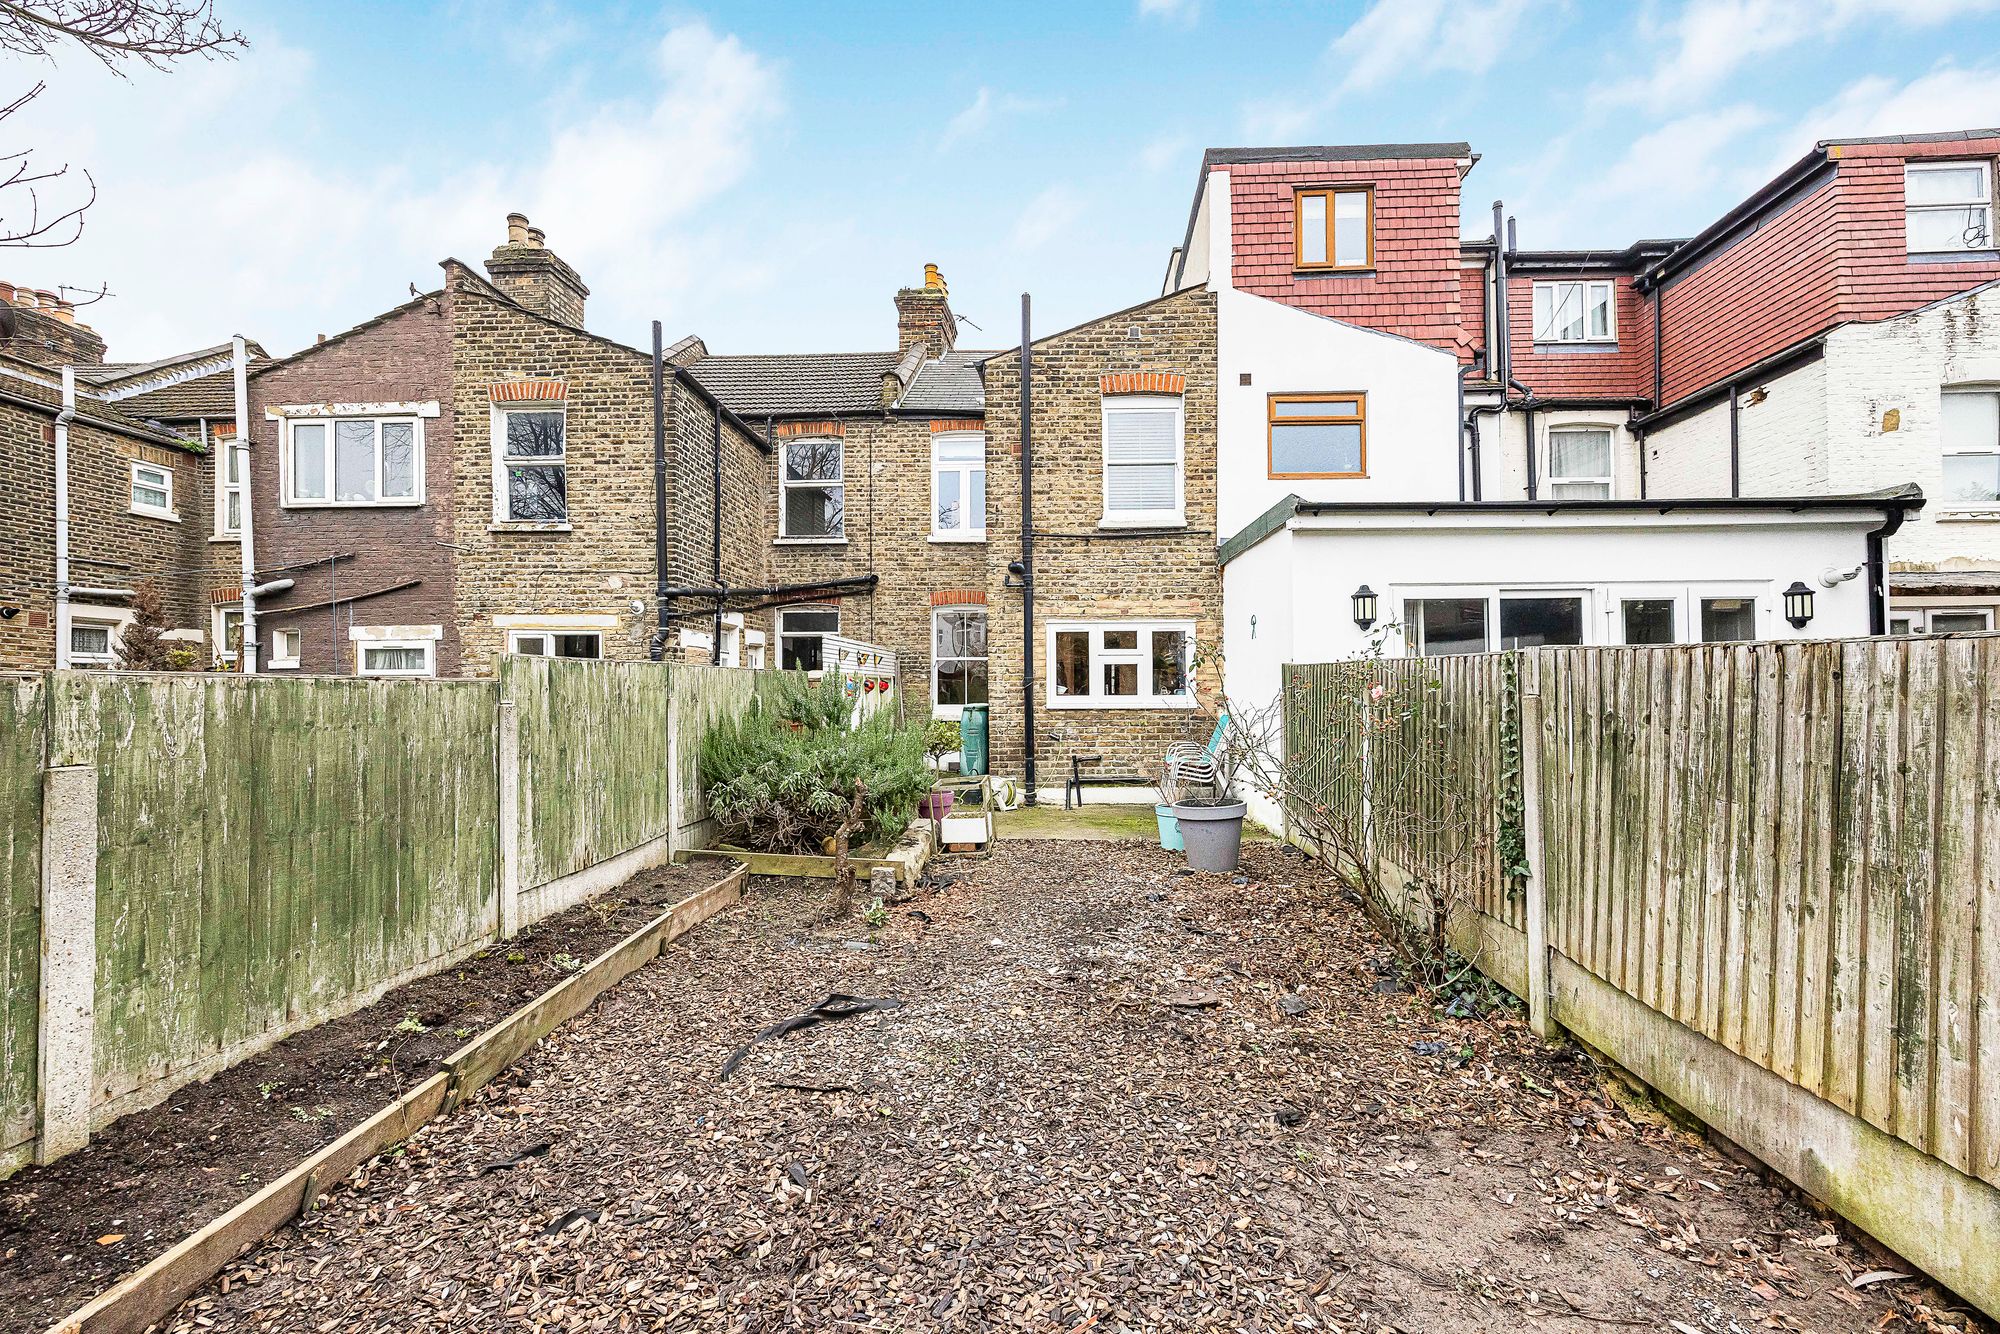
[1455,354,1484,502]
[1018,293,1038,805]
[650,321,670,660]
[1651,282,1664,405]
[1727,383,1742,497]
[1465,404,1500,502]
[1519,391,1537,500]
[1634,414,1648,500]
[1865,505,1909,636]
[1491,203,1511,387]
[711,406,726,656]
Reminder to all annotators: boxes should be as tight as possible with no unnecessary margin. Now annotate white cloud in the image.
[1137,0,1201,25]
[1522,105,1774,246]
[1603,0,2000,111]
[1139,134,1191,175]
[937,87,1061,151]
[0,17,782,358]
[1011,185,1084,251]
[1775,59,2000,163]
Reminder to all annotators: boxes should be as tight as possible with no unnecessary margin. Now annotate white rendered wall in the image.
[1220,527,1298,834]
[1476,407,1645,502]
[1214,285,1463,538]
[1644,357,1827,499]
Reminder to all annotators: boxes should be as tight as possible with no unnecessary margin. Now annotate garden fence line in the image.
[1282,637,2000,1321]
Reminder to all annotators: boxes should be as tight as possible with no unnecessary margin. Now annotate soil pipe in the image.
[1728,383,1742,497]
[651,321,669,661]
[52,365,73,667]
[1455,354,1484,502]
[232,336,258,673]
[712,402,725,659]
[1019,292,1038,805]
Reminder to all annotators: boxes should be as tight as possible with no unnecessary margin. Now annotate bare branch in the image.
[0,1,245,73]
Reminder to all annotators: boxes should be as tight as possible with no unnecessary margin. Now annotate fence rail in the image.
[1282,636,2000,1319]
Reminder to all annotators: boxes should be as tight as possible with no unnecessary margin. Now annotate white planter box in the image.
[939,813,989,846]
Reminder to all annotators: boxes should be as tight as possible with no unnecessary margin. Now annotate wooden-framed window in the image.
[1294,185,1373,270]
[1905,160,1993,254]
[1268,393,1365,477]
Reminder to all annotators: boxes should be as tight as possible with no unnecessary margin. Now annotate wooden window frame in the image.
[1267,393,1367,479]
[1293,185,1375,272]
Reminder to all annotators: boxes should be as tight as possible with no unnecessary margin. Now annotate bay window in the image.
[932,608,988,716]
[781,437,844,538]
[1905,160,1993,254]
[1048,621,1194,708]
[1533,280,1615,344]
[1101,394,1183,527]
[287,416,422,506]
[495,408,567,523]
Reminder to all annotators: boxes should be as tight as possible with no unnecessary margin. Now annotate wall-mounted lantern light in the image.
[1352,585,1378,630]
[1784,581,1815,629]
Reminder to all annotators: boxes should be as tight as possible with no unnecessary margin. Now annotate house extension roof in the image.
[80,339,272,422]
[686,351,900,417]
[0,356,195,449]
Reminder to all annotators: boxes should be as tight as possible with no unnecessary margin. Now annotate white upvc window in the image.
[778,606,838,671]
[67,617,121,666]
[1546,425,1614,499]
[1100,394,1184,528]
[779,437,844,539]
[351,624,441,677]
[508,628,602,659]
[932,607,988,718]
[1047,620,1195,709]
[211,603,244,666]
[1942,389,2000,505]
[1532,280,1616,344]
[215,440,246,535]
[1906,160,1993,254]
[1894,607,1994,635]
[493,407,568,523]
[285,416,422,506]
[931,432,985,539]
[130,460,176,520]
[269,627,302,669]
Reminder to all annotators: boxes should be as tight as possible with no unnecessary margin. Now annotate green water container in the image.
[959,703,989,776]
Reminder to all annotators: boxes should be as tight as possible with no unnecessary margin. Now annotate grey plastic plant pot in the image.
[1172,799,1248,873]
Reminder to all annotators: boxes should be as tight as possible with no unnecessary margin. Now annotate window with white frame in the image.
[931,432,985,538]
[216,441,246,535]
[1906,160,1993,254]
[1048,621,1194,708]
[1532,280,1616,344]
[212,604,244,665]
[508,629,601,659]
[270,627,302,668]
[357,640,434,676]
[286,417,421,506]
[1547,426,1614,499]
[1403,598,1488,656]
[1942,389,2000,504]
[780,437,843,538]
[932,608,988,715]
[130,460,175,519]
[67,617,120,666]
[493,408,567,522]
[1101,395,1184,526]
[778,606,838,671]
[1699,596,1758,642]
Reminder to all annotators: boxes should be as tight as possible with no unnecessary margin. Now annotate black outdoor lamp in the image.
[1352,584,1378,630]
[1783,581,1815,629]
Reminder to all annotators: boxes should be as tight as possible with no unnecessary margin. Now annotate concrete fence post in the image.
[38,764,97,1163]
[1517,652,1556,1040]
[497,699,522,940]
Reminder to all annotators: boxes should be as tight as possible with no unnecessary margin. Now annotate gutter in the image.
[1635,147,1834,292]
[1283,487,1924,518]
[232,336,258,673]
[52,366,74,668]
[1631,333,1829,434]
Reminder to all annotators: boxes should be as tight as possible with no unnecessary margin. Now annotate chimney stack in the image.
[483,212,589,329]
[0,281,105,366]
[894,262,957,360]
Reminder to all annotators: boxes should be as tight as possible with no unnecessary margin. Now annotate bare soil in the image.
[151,839,1987,1333]
[0,856,736,1333]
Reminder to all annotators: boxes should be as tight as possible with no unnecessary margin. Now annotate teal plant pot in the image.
[1155,803,1184,852]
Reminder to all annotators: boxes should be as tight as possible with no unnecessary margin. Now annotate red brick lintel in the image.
[930,589,987,606]
[1100,372,1185,396]
[773,420,845,439]
[489,379,567,403]
[929,418,983,434]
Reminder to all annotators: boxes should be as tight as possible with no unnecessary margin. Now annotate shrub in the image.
[923,718,961,767]
[700,674,930,860]
[116,580,186,672]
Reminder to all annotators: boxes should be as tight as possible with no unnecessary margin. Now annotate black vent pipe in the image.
[1018,293,1038,804]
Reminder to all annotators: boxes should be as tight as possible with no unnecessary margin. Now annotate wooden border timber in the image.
[44,861,747,1334]
[684,819,934,890]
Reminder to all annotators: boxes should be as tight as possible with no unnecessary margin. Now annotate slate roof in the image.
[686,351,903,418]
[114,361,273,420]
[0,357,193,448]
[896,350,989,414]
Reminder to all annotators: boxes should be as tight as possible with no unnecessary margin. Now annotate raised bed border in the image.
[44,861,748,1334]
[688,818,934,889]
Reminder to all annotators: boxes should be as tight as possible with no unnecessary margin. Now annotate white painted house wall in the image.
[1475,406,1646,502]
[1644,357,1828,499]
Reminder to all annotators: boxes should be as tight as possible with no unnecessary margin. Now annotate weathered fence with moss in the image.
[0,660,800,1178]
[1282,637,2000,1320]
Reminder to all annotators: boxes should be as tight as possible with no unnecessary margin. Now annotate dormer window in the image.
[1295,186,1372,271]
[1906,160,1993,254]
[1533,281,1616,344]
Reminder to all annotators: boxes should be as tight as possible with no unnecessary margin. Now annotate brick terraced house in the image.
[0,288,258,671]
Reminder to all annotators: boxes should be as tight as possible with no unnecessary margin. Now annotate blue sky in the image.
[6,0,2000,362]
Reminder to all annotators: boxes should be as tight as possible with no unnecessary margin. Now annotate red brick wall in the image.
[1507,273,1654,399]
[1226,155,1469,353]
[248,295,458,675]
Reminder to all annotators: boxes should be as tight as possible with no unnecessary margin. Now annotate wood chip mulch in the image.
[162,841,1986,1333]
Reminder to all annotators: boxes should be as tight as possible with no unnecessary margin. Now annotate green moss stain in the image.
[0,677,44,1156]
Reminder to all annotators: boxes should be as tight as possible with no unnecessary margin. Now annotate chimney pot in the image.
[317,333,327,344]
[506,212,530,245]
[924,263,946,294]
[527,226,547,249]
[35,289,58,310]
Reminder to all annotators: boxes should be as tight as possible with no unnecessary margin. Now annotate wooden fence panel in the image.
[0,675,42,1161]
